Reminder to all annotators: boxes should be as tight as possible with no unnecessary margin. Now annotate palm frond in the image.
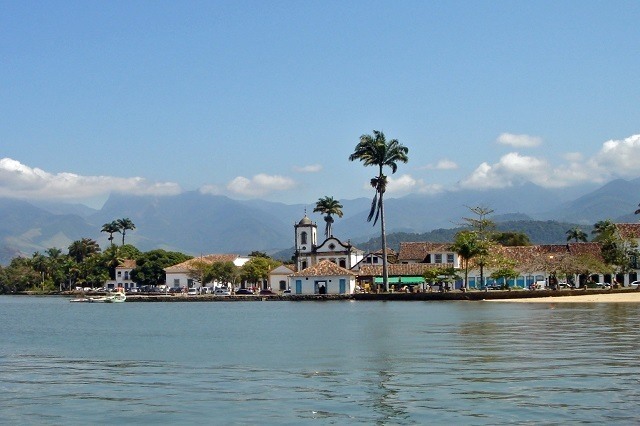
[367,192,378,223]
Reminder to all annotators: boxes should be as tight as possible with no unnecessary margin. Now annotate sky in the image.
[2,1,640,208]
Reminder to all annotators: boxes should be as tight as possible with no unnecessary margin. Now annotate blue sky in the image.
[1,1,639,208]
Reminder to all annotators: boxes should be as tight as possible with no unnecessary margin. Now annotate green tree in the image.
[132,249,192,287]
[566,226,588,242]
[102,245,124,280]
[119,244,141,260]
[492,231,531,246]
[101,221,120,246]
[591,220,616,242]
[248,251,270,258]
[117,218,136,245]
[450,230,482,290]
[68,238,101,263]
[44,247,66,291]
[209,261,240,288]
[461,206,495,289]
[313,196,344,238]
[240,257,278,288]
[0,257,41,293]
[187,259,210,288]
[489,258,519,289]
[349,130,409,292]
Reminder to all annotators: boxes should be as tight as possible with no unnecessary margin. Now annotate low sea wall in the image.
[122,288,639,302]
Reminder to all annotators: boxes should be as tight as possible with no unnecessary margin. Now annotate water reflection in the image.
[2,298,640,423]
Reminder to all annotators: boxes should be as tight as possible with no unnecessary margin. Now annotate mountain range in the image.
[1,177,639,265]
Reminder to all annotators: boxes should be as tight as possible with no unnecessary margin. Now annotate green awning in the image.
[374,276,425,284]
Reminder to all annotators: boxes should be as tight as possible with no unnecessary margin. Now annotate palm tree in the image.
[101,221,120,246]
[349,130,409,292]
[566,226,588,242]
[592,220,616,242]
[313,196,344,238]
[117,218,136,245]
[635,203,640,215]
[68,238,101,263]
[450,230,482,290]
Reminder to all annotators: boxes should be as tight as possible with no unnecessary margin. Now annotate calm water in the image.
[1,296,640,425]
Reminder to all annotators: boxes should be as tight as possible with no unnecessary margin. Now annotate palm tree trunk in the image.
[380,190,389,292]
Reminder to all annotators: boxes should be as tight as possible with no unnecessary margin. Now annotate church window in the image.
[339,259,346,268]
[301,232,307,245]
[328,243,336,250]
[301,260,307,270]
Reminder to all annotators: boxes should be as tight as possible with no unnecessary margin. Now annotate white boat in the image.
[70,288,126,303]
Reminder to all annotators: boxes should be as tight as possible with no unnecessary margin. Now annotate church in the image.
[293,214,364,273]
[288,214,363,295]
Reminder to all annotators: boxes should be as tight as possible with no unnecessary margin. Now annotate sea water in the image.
[1,296,640,424]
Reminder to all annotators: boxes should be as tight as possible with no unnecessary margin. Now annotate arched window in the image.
[300,231,307,245]
[339,259,346,268]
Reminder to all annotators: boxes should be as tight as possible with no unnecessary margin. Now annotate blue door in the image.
[339,279,346,294]
[295,280,302,294]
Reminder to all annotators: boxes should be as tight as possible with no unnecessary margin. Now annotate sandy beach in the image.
[491,291,640,303]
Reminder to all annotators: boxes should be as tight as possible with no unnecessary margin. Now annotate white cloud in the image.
[422,159,458,170]
[563,152,583,162]
[0,158,182,201]
[496,133,543,148]
[198,184,223,195]
[226,173,296,197]
[362,174,443,195]
[588,134,640,177]
[293,164,322,173]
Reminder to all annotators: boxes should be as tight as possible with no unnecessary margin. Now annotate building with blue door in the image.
[289,259,356,295]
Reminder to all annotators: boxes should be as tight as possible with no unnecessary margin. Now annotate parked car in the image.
[283,289,292,295]
[595,282,612,289]
[259,289,275,295]
[214,288,231,296]
[235,288,254,295]
[187,288,198,295]
[630,280,640,289]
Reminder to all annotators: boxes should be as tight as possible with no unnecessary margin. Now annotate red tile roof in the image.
[616,223,640,239]
[164,254,240,273]
[398,242,453,262]
[291,259,356,277]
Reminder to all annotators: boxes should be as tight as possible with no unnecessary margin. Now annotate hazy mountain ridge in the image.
[0,178,638,265]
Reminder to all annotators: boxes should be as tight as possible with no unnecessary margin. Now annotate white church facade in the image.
[294,215,364,272]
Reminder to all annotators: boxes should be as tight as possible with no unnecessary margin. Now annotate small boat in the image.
[70,288,126,303]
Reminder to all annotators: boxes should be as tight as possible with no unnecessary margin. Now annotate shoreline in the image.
[9,289,640,303]
[488,291,640,303]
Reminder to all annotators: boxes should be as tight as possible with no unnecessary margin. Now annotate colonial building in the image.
[289,260,356,295]
[294,215,364,271]
[164,254,250,290]
[269,264,295,292]
[466,242,606,289]
[106,259,137,290]
[397,242,460,268]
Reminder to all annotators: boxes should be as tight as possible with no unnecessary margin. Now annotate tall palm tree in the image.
[313,196,344,238]
[117,217,136,245]
[349,130,409,292]
[566,226,588,242]
[101,221,120,246]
